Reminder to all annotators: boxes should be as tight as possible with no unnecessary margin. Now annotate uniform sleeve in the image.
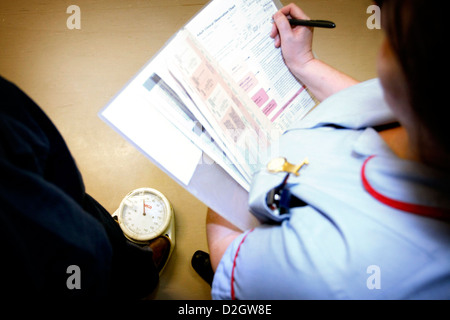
[211,231,250,300]
[211,206,348,300]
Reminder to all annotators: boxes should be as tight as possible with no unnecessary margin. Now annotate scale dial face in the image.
[117,188,172,243]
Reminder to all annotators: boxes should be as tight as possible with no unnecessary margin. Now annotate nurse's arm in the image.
[271,4,359,101]
[292,58,359,102]
[206,208,243,271]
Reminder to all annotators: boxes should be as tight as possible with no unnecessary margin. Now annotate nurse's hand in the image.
[270,3,358,102]
[270,3,314,75]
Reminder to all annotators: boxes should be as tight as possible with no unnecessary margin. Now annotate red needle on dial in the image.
[143,200,146,216]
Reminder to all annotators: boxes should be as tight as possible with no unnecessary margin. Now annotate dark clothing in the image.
[0,77,158,300]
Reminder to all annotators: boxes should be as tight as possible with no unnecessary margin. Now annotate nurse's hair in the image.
[376,0,448,151]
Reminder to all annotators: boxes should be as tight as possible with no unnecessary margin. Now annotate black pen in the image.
[288,19,336,28]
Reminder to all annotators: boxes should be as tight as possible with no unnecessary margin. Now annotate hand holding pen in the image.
[271,3,335,48]
[270,4,318,67]
[270,3,351,102]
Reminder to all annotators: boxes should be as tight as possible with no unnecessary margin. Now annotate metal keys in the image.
[266,157,309,215]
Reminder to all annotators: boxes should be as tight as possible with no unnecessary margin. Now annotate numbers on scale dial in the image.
[122,192,167,236]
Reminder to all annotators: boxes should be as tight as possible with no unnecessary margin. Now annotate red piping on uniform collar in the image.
[361,155,450,221]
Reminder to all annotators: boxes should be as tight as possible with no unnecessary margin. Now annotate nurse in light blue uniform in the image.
[207,1,450,300]
[211,79,450,299]
[207,0,450,299]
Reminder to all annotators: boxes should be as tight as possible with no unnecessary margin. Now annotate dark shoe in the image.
[148,235,171,274]
[191,250,214,286]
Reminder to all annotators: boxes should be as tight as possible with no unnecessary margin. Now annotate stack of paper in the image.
[101,0,315,190]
